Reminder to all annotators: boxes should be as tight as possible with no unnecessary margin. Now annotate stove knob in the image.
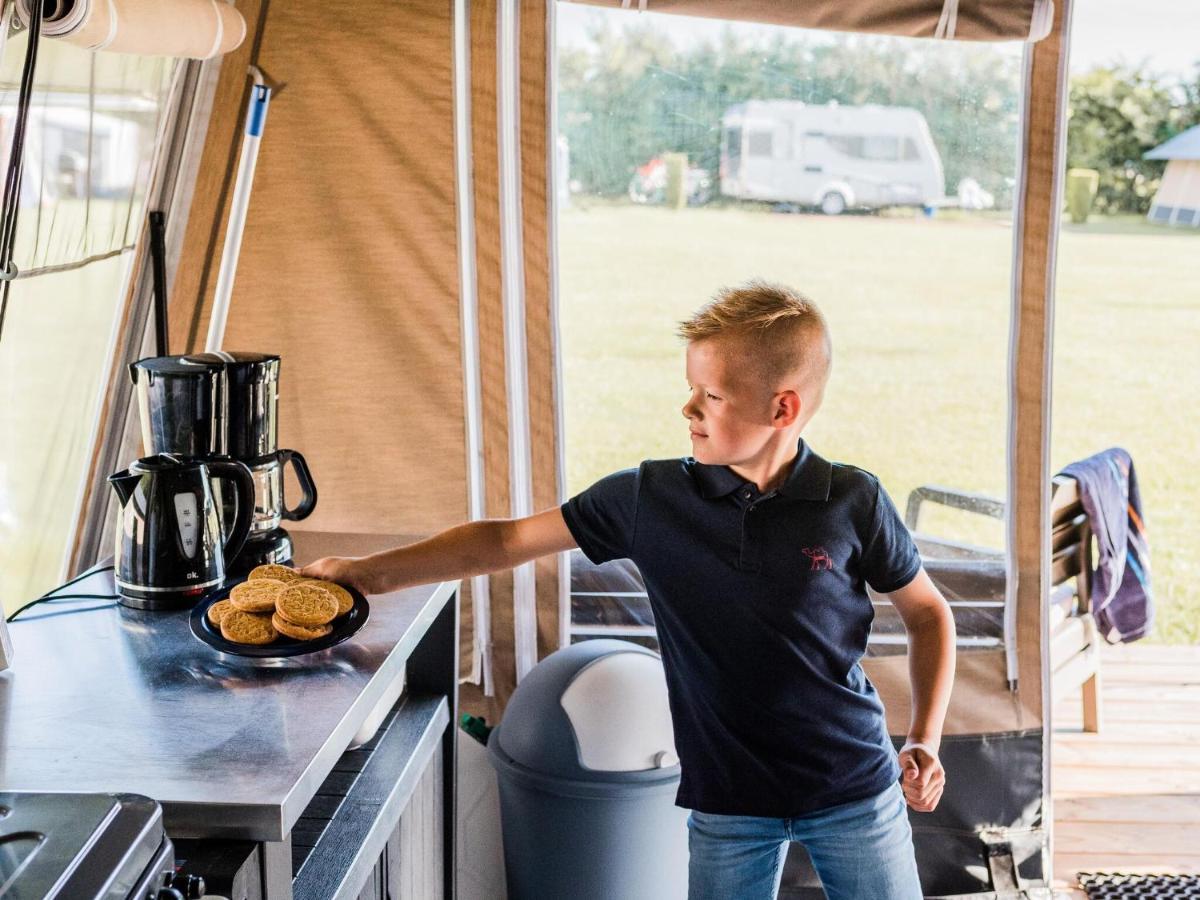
[153,889,185,900]
[167,873,207,899]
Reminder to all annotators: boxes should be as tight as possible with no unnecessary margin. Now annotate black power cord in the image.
[6,565,118,623]
[0,0,45,346]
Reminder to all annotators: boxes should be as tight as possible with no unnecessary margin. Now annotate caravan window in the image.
[829,134,905,161]
[725,127,742,165]
[747,130,773,157]
[862,135,901,161]
[827,134,864,158]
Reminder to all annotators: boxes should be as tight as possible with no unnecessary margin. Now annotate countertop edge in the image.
[162,578,460,841]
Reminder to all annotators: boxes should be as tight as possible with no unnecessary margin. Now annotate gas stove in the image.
[0,792,200,899]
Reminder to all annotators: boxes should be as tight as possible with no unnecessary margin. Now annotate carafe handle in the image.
[279,449,318,521]
[207,459,255,564]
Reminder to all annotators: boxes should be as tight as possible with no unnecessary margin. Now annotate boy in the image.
[304,281,955,900]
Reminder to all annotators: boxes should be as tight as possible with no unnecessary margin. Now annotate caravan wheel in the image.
[820,191,847,216]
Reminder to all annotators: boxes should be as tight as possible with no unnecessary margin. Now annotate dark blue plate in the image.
[189,576,369,658]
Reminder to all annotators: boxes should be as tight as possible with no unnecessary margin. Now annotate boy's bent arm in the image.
[886,566,956,812]
[301,507,578,595]
[887,566,956,747]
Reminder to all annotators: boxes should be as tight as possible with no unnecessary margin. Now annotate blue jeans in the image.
[687,782,923,900]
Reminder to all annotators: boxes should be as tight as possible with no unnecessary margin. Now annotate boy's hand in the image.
[897,742,945,813]
[299,556,373,595]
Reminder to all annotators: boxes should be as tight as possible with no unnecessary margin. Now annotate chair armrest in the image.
[905,484,1006,530]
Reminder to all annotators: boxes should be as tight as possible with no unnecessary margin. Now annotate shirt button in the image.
[742,489,752,500]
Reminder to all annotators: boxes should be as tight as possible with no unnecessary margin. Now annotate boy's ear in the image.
[773,389,802,427]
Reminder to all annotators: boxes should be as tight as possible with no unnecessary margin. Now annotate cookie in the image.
[230,578,285,613]
[207,598,234,626]
[249,564,303,583]
[275,581,338,626]
[220,609,278,645]
[313,580,354,616]
[272,611,333,641]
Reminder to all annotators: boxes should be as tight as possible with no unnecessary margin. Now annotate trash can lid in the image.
[493,639,678,781]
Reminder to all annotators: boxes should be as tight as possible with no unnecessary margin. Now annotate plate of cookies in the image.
[190,563,369,657]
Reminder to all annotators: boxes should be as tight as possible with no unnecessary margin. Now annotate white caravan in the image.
[720,101,945,214]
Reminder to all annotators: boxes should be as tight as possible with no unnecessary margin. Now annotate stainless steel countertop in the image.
[0,531,458,842]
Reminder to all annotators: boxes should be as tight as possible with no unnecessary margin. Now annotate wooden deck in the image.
[1051,641,1200,895]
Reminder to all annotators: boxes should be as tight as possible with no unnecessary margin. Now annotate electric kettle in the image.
[108,454,255,609]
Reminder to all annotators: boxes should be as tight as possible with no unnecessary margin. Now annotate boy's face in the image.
[683,338,790,466]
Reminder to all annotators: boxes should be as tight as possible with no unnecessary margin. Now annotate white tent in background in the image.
[1145,124,1200,227]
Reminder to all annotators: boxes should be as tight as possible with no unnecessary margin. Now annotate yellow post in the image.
[664,153,688,210]
[1066,168,1099,224]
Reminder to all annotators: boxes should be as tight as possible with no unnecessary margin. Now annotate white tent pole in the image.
[497,1,538,682]
[205,72,270,352]
[454,0,494,695]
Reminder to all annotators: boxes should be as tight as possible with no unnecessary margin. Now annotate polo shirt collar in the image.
[691,439,833,502]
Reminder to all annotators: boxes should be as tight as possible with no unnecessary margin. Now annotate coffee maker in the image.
[129,352,317,570]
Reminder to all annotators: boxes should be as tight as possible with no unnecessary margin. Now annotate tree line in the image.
[558,21,1200,214]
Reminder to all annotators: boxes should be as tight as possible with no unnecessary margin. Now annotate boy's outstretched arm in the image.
[886,567,956,813]
[299,507,578,596]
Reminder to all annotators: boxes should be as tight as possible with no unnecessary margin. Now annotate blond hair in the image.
[677,280,832,394]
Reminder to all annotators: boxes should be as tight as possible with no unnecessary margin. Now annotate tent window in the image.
[0,37,178,615]
[555,4,1019,652]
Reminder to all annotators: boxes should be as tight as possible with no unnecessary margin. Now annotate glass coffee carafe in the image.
[130,352,317,570]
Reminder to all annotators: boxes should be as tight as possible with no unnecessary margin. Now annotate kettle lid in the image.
[129,453,199,474]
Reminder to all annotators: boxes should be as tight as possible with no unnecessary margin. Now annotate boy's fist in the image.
[299,556,373,595]
[897,742,945,813]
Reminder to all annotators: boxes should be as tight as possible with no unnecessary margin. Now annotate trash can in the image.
[487,639,688,900]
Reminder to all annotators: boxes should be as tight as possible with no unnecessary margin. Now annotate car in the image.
[628,156,713,206]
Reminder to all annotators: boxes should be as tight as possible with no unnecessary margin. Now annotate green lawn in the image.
[557,202,1200,644]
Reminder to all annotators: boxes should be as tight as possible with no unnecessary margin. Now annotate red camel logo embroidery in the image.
[802,546,833,571]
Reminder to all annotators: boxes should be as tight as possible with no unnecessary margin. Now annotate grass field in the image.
[557,202,1200,644]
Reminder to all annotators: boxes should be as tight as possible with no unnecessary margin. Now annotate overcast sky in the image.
[557,1,1199,81]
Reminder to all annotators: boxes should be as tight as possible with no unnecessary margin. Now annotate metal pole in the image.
[205,75,270,352]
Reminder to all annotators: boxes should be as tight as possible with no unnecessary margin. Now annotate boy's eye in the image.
[706,392,721,401]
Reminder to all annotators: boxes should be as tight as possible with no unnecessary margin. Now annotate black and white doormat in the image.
[1079,871,1200,898]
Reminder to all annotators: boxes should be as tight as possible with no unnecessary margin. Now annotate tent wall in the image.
[67,2,1075,883]
[464,0,565,716]
[162,0,474,691]
[129,0,566,710]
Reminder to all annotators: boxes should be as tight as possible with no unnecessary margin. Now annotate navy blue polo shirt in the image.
[561,439,922,817]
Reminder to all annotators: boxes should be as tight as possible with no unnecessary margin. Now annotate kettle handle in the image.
[279,449,318,521]
[207,459,255,564]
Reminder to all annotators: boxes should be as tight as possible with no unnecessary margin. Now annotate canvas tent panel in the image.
[210,2,468,536]
[1154,160,1200,208]
[1011,0,1074,729]
[164,0,479,680]
[462,0,518,717]
[864,650,1032,736]
[519,0,565,667]
[561,0,1054,41]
